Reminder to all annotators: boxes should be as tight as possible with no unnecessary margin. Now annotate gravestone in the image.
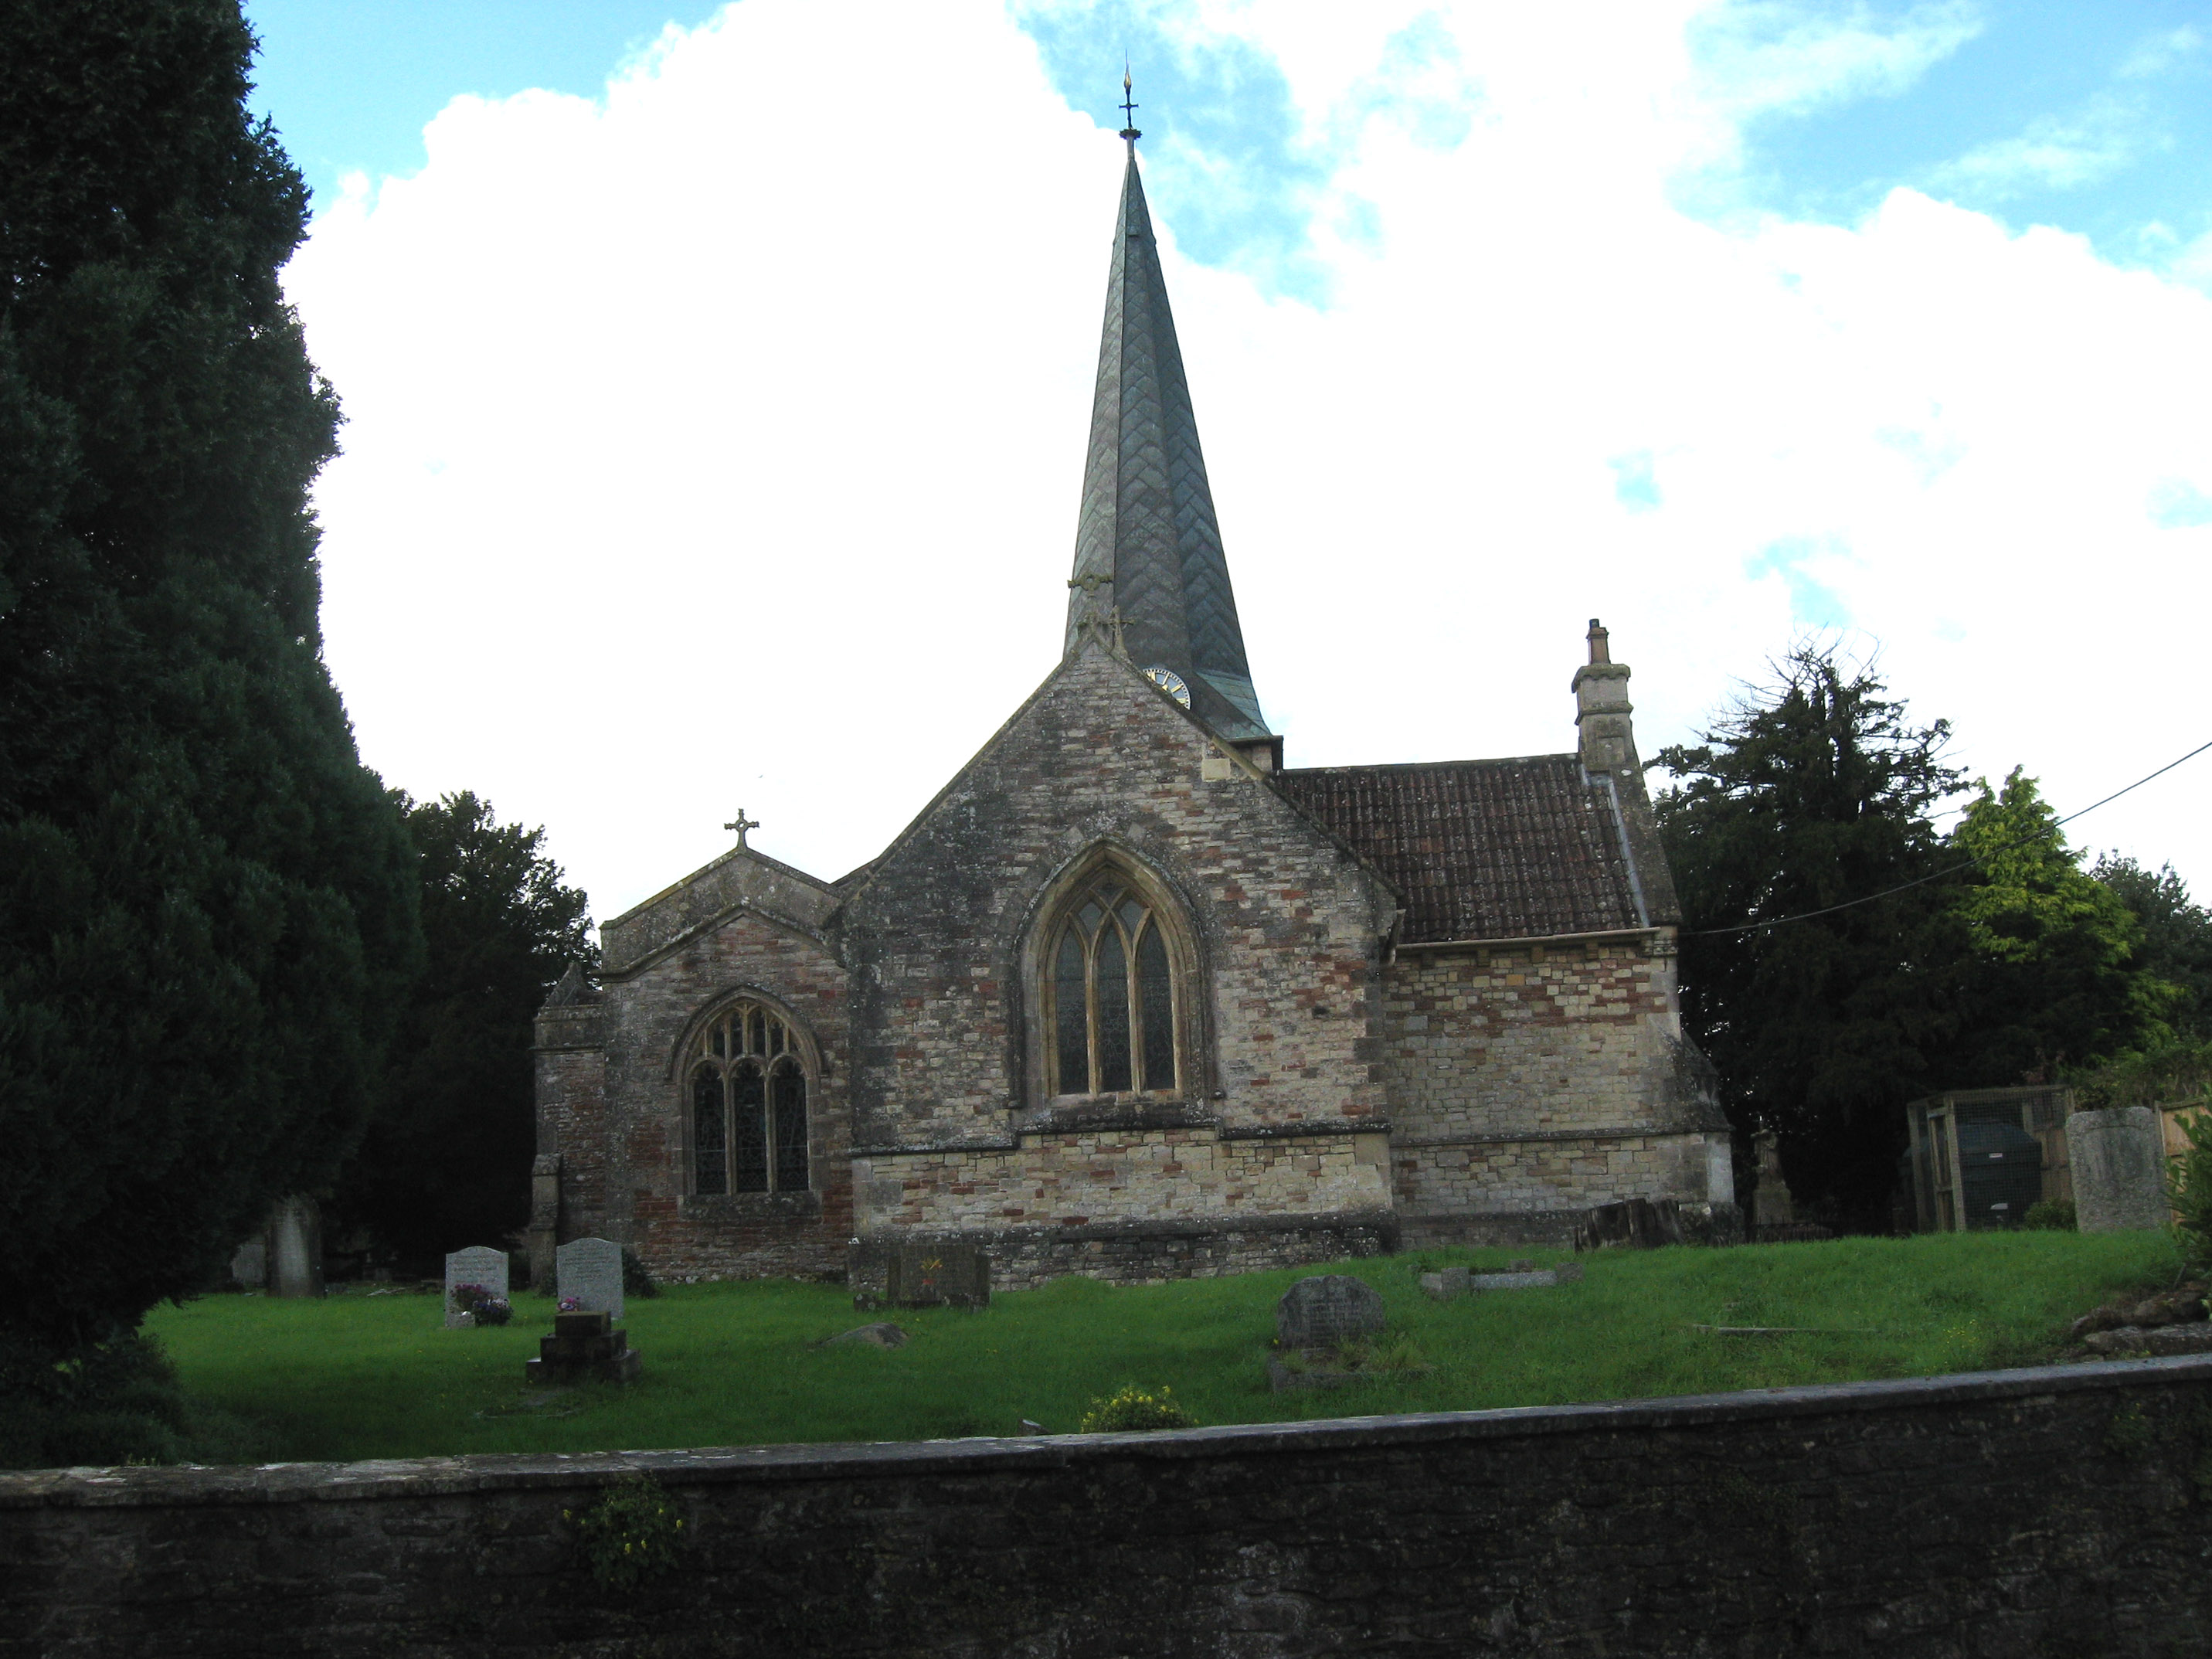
[1420,1266,1471,1300]
[556,1236,624,1321]
[2069,1108,2170,1232]
[1276,1275,1386,1349]
[526,1311,640,1385]
[882,1244,990,1309]
[228,1235,267,1290]
[1573,1198,1684,1253]
[267,1195,322,1299]
[1753,1131,1798,1229]
[444,1246,510,1329]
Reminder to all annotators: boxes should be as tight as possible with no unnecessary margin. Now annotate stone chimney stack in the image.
[1573,617,1639,777]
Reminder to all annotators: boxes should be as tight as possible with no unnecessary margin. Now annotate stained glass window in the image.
[693,1066,727,1195]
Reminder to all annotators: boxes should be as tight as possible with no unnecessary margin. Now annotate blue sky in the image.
[250,2,2212,288]
[259,2,2211,910]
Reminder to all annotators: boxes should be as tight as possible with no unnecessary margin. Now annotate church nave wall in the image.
[1378,939,1687,1140]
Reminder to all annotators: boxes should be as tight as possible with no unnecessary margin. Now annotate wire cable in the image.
[1684,737,2212,940]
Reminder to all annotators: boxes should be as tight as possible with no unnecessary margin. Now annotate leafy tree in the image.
[332,793,594,1274]
[2093,855,2212,1039]
[1939,770,2162,1082]
[0,1,420,1365]
[1654,644,1965,1228]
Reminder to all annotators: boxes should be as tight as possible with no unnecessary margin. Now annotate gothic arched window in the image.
[1044,870,1181,1097]
[688,1004,810,1195]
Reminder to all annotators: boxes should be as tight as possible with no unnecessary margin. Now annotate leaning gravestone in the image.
[556,1236,624,1321]
[1276,1275,1387,1350]
[2069,1108,2170,1232]
[444,1246,510,1328]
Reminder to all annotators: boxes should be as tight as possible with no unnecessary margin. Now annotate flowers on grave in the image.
[559,1295,583,1313]
[1078,1384,1198,1433]
[449,1283,512,1327]
[566,1474,688,1592]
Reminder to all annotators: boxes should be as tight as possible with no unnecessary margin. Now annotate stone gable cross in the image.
[724,808,759,849]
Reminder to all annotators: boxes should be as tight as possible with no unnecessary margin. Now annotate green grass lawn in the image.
[144,1231,2185,1463]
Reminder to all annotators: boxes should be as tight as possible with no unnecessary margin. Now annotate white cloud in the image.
[1925,100,2143,199]
[288,0,2212,924]
[2118,24,2204,80]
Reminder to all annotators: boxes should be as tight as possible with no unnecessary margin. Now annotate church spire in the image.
[1064,127,1271,746]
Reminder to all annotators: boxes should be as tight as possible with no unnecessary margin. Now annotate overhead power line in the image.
[1686,736,2212,940]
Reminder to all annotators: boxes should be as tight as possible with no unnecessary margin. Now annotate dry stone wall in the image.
[5,1358,2209,1657]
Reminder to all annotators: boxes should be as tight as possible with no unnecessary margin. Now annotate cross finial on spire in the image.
[1118,65,1141,151]
[724,807,759,848]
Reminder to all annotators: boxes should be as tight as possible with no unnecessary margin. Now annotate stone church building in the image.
[532,147,1735,1290]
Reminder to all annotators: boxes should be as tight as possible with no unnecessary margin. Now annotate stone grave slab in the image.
[557,1236,624,1321]
[444,1246,510,1328]
[1276,1276,1386,1349]
[882,1245,990,1309]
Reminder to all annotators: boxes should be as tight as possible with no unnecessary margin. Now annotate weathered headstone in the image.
[1276,1275,1386,1349]
[228,1234,267,1290]
[2069,1109,2170,1232]
[1420,1266,1471,1300]
[1573,1198,1684,1252]
[1753,1130,1798,1229]
[882,1244,990,1309]
[556,1236,624,1321]
[444,1246,510,1328]
[268,1195,323,1299]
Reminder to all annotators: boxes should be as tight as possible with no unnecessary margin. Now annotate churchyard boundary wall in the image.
[3,1355,2209,1656]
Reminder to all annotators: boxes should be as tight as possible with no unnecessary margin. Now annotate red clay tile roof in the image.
[1276,756,1647,943]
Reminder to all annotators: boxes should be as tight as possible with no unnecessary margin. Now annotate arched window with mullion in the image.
[1048,874,1179,1096]
[687,1003,810,1195]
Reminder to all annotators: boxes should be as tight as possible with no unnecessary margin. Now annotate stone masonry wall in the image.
[838,642,1398,1169]
[1384,934,1727,1241]
[588,903,855,1281]
[5,1357,2209,1657]
[854,1125,1391,1231]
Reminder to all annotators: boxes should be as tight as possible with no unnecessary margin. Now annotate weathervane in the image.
[724,807,759,849]
[1118,65,1141,151]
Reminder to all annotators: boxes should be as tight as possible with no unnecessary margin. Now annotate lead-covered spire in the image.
[1065,151,1269,743]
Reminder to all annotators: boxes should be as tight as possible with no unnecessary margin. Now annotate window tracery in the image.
[1044,870,1181,1096]
[688,1004,809,1195]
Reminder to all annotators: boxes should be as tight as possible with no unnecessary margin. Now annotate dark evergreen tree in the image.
[1654,645,1966,1228]
[2093,854,2212,1040]
[0,2,420,1360]
[333,794,593,1274]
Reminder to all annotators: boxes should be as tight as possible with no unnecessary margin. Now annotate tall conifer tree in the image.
[0,1,420,1355]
